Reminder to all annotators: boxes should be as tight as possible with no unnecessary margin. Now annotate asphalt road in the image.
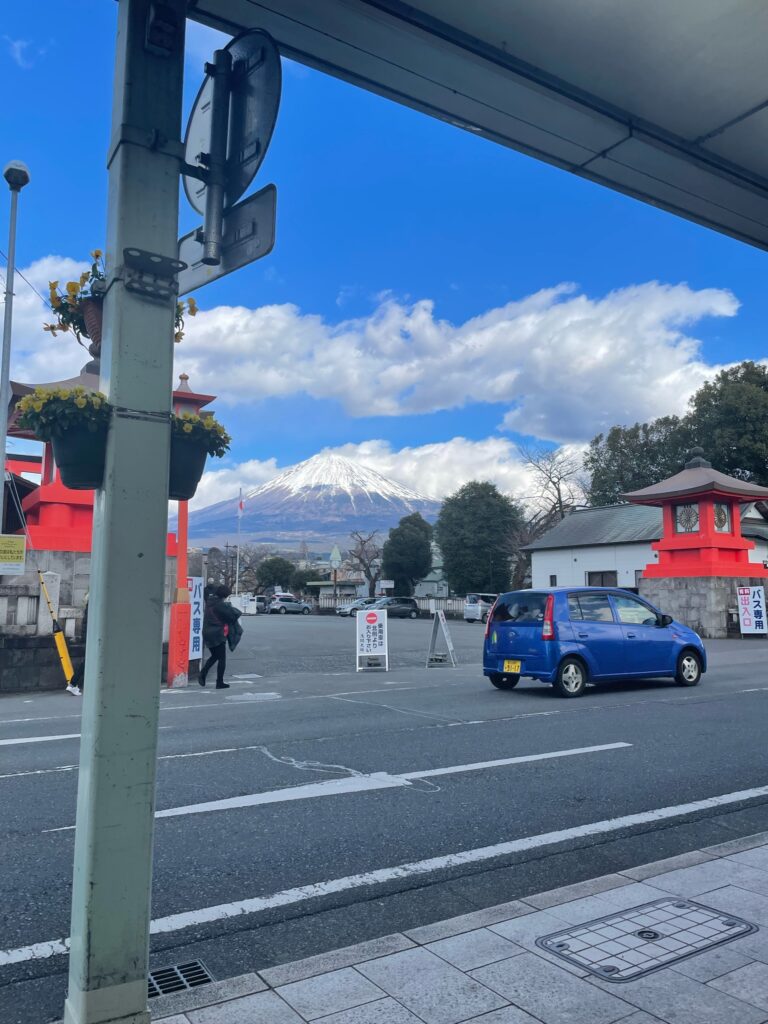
[2,614,768,1022]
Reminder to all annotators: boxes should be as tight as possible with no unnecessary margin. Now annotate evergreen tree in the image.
[434,482,523,595]
[382,513,433,595]
[256,556,296,590]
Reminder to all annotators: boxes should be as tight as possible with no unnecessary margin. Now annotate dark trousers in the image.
[202,642,227,685]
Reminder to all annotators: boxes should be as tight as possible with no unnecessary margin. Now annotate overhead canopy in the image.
[191,0,768,250]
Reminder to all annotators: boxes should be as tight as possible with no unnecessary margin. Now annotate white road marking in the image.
[232,673,263,679]
[11,780,768,967]
[400,743,631,780]
[0,733,80,747]
[42,743,629,830]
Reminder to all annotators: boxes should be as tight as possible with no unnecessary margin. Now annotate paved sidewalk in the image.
[152,831,768,1024]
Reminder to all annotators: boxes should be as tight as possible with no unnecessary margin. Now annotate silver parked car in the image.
[269,594,312,615]
[336,597,379,617]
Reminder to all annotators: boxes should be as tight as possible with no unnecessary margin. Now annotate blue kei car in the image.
[483,587,706,698]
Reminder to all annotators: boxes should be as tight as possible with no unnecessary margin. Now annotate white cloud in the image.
[9,258,741,446]
[176,281,738,442]
[8,256,92,384]
[188,456,280,509]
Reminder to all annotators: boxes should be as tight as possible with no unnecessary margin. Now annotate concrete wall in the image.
[639,576,768,639]
[531,542,658,589]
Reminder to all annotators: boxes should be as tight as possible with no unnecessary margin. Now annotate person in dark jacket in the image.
[200,585,241,689]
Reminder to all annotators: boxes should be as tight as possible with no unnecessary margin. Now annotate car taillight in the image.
[484,601,498,638]
[542,594,555,640]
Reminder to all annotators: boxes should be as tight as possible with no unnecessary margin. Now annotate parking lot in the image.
[1,615,768,1023]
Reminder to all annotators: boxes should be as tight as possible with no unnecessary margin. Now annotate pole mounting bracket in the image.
[121,247,186,301]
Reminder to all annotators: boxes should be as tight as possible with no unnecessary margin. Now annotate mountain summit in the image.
[187,452,441,546]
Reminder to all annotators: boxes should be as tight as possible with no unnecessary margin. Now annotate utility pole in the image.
[63,2,186,1022]
[0,160,30,529]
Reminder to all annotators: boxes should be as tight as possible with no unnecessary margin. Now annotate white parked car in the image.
[463,593,497,623]
[336,597,379,616]
[269,594,312,615]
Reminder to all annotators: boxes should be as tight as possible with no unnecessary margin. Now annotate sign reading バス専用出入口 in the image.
[736,586,767,635]
[0,535,26,575]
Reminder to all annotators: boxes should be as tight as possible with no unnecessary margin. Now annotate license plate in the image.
[503,659,521,673]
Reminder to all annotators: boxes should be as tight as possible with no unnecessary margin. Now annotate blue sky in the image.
[3,2,767,507]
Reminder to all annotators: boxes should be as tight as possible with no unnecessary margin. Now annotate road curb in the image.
[151,827,768,1019]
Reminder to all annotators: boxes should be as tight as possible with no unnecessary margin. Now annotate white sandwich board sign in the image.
[356,608,389,671]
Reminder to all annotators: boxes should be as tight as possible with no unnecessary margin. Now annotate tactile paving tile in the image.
[536,898,757,982]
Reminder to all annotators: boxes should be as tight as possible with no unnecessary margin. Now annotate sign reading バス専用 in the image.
[187,576,204,661]
[0,535,26,575]
[736,585,767,635]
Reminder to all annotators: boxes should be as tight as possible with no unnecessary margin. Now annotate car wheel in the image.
[489,673,519,690]
[409,610,418,619]
[302,607,310,615]
[554,657,587,698]
[279,606,287,615]
[676,650,702,686]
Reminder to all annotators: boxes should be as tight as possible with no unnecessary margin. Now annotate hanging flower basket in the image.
[16,387,112,491]
[169,413,231,501]
[80,297,104,355]
[51,423,109,490]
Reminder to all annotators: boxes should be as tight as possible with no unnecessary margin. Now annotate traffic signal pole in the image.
[63,1,186,1021]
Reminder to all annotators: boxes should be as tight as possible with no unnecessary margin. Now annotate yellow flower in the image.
[66,281,80,296]
[33,401,43,412]
[74,397,87,409]
[187,297,198,316]
[91,397,101,408]
[174,331,183,343]
[79,271,90,287]
[91,249,102,259]
[183,422,193,433]
[48,280,59,291]
[43,324,58,335]
[50,295,62,308]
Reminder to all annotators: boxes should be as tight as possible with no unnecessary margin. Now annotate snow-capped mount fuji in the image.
[187,452,441,546]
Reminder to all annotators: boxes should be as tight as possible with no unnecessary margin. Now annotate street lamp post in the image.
[0,160,31,529]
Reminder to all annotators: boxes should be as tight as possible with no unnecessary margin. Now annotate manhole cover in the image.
[537,898,756,982]
[148,960,214,997]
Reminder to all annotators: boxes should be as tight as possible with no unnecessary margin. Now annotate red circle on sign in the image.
[365,612,378,624]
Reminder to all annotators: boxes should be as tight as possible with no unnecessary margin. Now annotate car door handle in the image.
[626,632,637,639]
[578,632,589,639]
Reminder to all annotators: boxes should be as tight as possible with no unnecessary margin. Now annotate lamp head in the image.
[3,161,30,191]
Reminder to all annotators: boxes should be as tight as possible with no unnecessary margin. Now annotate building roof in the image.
[525,504,663,550]
[622,451,768,504]
[525,502,768,551]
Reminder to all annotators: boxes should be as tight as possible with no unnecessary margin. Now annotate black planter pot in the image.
[169,435,208,501]
[51,425,108,490]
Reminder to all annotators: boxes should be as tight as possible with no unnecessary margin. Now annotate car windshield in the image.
[492,592,548,623]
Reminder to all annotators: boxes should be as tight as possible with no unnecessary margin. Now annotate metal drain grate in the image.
[537,898,757,982]
[148,959,214,998]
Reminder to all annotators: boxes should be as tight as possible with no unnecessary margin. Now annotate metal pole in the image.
[0,162,30,529]
[202,48,232,265]
[63,2,186,1022]
[235,513,241,594]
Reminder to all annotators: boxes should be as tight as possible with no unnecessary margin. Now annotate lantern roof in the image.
[622,449,768,505]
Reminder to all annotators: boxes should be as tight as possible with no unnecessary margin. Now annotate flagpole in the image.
[235,487,242,595]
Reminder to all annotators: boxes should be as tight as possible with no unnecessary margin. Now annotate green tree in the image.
[687,361,768,484]
[434,482,523,595]
[290,566,316,595]
[256,556,296,590]
[584,416,693,505]
[382,513,433,595]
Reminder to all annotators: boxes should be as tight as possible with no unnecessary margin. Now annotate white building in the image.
[527,503,768,591]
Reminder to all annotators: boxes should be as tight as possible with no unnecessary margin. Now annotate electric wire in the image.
[0,247,57,311]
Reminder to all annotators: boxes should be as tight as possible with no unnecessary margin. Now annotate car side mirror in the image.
[659,614,673,627]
